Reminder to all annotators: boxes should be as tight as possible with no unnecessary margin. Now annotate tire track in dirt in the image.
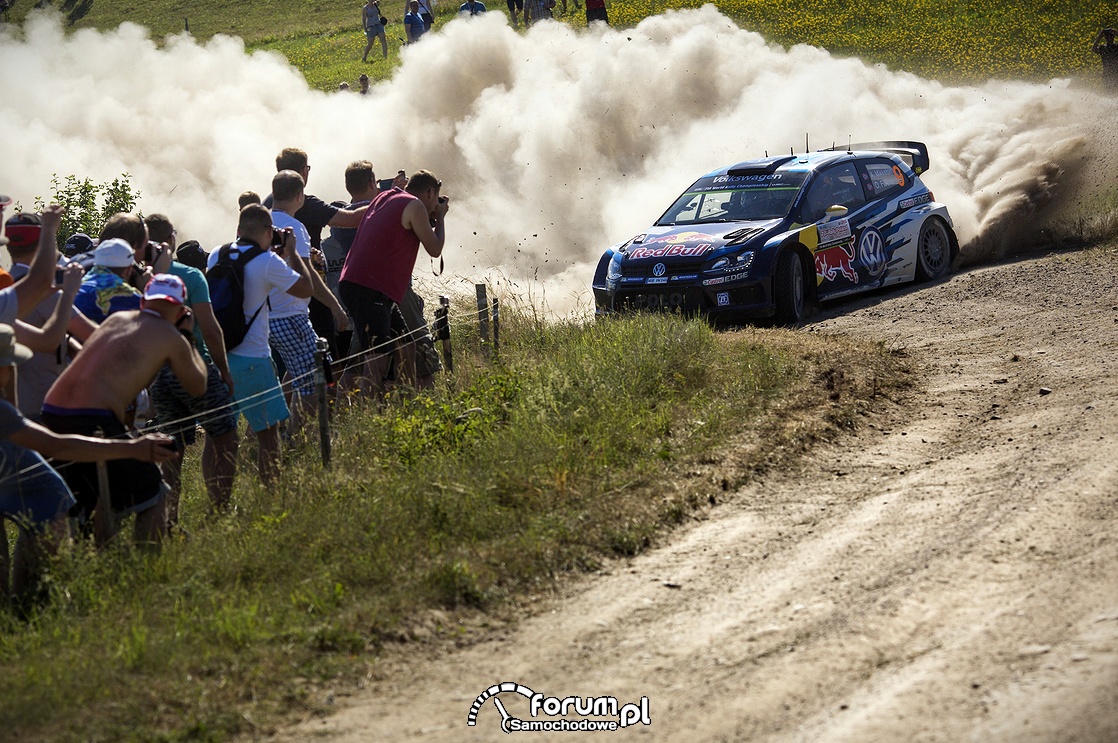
[271,247,1118,743]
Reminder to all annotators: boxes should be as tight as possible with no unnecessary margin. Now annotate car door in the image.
[800,162,870,297]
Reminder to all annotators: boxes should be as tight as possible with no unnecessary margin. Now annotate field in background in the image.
[5,0,1113,89]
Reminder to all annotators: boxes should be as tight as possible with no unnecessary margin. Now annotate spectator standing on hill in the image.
[584,0,607,25]
[363,0,389,62]
[417,0,435,30]
[459,0,485,15]
[3,212,97,417]
[238,191,262,210]
[505,0,522,27]
[207,205,313,486]
[339,170,447,396]
[1093,27,1118,89]
[0,201,56,320]
[266,148,364,366]
[522,0,554,27]
[358,73,371,95]
[41,273,208,545]
[143,214,239,523]
[268,171,348,439]
[405,0,426,43]
[73,238,142,324]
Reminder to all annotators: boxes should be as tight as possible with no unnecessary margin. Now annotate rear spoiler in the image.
[820,141,931,174]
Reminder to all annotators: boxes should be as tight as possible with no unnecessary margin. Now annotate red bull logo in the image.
[815,242,858,283]
[629,231,715,260]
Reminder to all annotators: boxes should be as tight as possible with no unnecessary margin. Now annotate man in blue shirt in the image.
[405,0,426,43]
[459,0,485,15]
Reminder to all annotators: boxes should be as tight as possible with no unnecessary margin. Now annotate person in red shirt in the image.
[338,170,448,396]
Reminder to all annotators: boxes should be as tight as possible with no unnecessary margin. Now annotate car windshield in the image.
[656,172,807,225]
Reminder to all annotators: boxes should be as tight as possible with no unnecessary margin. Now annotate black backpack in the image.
[206,241,268,352]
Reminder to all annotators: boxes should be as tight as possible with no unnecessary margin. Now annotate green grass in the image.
[0,309,909,741]
[8,0,1114,89]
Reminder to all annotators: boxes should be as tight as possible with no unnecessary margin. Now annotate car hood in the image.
[619,220,783,262]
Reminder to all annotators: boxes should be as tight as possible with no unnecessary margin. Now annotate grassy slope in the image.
[9,0,1114,89]
[0,313,909,741]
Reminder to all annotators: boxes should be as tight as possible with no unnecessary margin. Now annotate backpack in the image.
[206,241,268,352]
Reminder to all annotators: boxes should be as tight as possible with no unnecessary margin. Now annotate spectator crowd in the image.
[0,149,448,602]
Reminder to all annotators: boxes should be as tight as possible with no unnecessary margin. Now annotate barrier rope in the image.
[2,302,494,484]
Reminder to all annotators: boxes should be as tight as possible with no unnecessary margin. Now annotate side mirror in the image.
[824,204,849,219]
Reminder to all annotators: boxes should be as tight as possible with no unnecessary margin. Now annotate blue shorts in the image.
[0,441,76,530]
[269,314,319,398]
[227,353,290,433]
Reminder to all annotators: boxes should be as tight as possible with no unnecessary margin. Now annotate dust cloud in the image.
[1,8,1113,315]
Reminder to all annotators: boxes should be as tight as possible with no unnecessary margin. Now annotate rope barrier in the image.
[4,299,495,484]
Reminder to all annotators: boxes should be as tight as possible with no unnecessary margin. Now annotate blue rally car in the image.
[592,141,959,323]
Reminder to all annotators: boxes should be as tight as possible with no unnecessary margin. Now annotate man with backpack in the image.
[207,204,313,486]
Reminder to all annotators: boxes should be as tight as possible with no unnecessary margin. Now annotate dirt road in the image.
[278,246,1118,742]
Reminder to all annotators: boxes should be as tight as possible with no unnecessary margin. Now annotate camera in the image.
[271,228,288,249]
[144,240,164,264]
[438,196,448,204]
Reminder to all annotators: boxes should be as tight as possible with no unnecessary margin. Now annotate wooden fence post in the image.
[491,297,500,358]
[476,284,490,360]
[436,295,453,374]
[314,338,331,469]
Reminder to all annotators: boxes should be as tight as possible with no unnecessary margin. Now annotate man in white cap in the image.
[41,273,207,544]
[0,323,178,595]
[73,237,144,324]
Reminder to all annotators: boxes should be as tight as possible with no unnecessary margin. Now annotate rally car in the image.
[592,141,958,323]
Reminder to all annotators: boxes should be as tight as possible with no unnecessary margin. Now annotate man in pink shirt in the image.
[338,170,448,395]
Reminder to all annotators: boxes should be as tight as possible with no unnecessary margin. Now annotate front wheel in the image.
[774,250,807,324]
[915,217,952,281]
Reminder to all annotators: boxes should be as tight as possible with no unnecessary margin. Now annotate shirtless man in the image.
[40,274,207,544]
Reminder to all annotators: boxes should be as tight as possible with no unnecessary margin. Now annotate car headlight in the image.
[607,253,623,283]
[704,251,754,273]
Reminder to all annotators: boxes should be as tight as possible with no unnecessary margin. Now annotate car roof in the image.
[702,141,930,181]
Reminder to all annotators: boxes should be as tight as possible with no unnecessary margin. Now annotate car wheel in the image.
[915,217,952,281]
[774,250,806,324]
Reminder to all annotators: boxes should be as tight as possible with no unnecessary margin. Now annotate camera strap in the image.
[431,255,443,276]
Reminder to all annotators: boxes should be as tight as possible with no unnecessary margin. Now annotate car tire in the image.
[774,249,807,324]
[915,217,952,281]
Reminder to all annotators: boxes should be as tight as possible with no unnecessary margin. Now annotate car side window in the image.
[801,163,866,223]
[859,159,907,200]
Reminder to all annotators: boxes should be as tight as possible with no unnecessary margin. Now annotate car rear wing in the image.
[821,141,931,174]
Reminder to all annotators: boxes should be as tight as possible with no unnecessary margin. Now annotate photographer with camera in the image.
[207,204,313,486]
[339,169,448,397]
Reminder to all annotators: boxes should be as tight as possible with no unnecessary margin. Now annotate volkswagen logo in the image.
[652,262,667,277]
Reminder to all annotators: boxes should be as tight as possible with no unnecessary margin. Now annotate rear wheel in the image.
[915,217,952,281]
[774,250,806,324]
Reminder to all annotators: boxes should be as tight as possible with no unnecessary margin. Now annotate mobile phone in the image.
[378,178,395,191]
[55,267,65,284]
